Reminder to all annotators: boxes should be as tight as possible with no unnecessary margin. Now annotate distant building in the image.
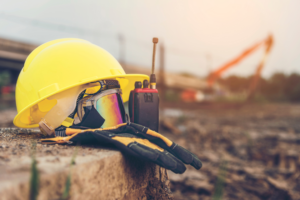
[0,37,37,84]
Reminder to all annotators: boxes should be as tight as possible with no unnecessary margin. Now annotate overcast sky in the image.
[0,0,299,78]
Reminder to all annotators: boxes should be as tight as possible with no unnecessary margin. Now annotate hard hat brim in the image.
[13,73,149,128]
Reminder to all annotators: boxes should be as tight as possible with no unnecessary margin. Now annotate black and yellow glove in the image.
[41,123,202,174]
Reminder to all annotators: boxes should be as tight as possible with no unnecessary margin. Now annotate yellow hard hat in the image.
[14,38,148,128]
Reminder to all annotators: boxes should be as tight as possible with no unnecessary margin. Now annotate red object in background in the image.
[181,89,205,102]
[181,89,195,102]
[1,86,11,94]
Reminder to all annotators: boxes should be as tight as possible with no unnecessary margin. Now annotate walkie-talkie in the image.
[129,38,159,131]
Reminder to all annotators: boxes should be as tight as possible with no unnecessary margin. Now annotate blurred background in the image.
[0,0,300,199]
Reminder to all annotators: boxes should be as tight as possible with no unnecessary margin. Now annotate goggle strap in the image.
[116,93,126,123]
[84,80,104,95]
[104,80,120,87]
[84,80,120,95]
[61,117,75,127]
[68,90,86,118]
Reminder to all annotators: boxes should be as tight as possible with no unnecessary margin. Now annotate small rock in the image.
[160,119,182,135]
[45,150,52,154]
[185,179,213,193]
[267,177,288,191]
[54,156,60,162]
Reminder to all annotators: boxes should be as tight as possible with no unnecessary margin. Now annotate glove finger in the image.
[128,142,186,174]
[170,144,202,169]
[128,123,202,170]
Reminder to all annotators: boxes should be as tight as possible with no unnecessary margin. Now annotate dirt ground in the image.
[1,103,300,200]
[160,102,300,200]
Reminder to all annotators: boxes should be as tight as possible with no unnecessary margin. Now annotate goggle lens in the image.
[95,93,124,128]
[77,88,125,128]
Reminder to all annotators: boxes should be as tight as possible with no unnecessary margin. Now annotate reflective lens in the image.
[95,93,124,128]
[77,89,125,128]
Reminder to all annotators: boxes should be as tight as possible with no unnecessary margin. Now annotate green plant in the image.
[176,115,188,124]
[29,142,39,200]
[61,147,78,200]
[164,89,180,102]
[212,161,228,200]
[0,71,11,87]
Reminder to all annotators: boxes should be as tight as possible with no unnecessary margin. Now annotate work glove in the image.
[41,122,202,174]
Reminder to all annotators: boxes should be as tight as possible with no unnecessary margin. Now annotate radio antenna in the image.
[150,37,158,89]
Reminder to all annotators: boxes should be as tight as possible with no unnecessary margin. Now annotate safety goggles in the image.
[77,88,126,128]
[38,80,126,136]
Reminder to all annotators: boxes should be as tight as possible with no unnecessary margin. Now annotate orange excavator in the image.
[181,35,273,102]
[207,34,273,98]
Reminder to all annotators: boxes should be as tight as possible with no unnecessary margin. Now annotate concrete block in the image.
[0,149,171,200]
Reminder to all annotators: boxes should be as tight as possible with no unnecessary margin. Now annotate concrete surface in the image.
[0,119,172,200]
[0,147,171,200]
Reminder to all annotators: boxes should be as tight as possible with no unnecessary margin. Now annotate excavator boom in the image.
[207,35,273,88]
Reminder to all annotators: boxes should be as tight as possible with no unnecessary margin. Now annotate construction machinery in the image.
[207,34,274,99]
[180,35,273,102]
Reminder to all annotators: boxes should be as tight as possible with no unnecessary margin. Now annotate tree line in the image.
[219,73,300,102]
